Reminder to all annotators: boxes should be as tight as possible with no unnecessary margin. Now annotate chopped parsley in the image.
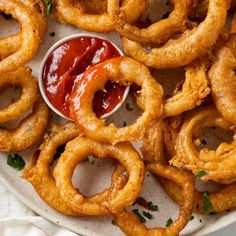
[43,0,52,14]
[190,215,195,221]
[195,170,208,178]
[203,192,213,215]
[132,209,146,223]
[148,201,159,211]
[7,154,25,170]
[143,211,153,219]
[166,218,173,227]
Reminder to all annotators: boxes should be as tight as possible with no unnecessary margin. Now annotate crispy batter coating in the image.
[122,0,228,68]
[170,107,236,184]
[209,35,236,125]
[0,0,41,74]
[0,67,37,123]
[70,57,163,145]
[53,136,145,215]
[54,0,147,32]
[0,97,49,152]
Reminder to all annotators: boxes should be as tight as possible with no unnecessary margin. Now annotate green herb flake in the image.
[148,201,159,211]
[7,154,25,170]
[111,220,117,226]
[143,211,153,220]
[190,215,195,221]
[132,209,146,223]
[166,218,173,227]
[195,170,208,178]
[203,192,213,215]
[43,0,52,14]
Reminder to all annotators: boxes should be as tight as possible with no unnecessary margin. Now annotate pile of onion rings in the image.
[2,0,236,235]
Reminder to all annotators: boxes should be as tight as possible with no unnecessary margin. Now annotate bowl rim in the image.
[38,33,130,120]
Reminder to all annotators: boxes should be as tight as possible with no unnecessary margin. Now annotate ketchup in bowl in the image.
[40,35,127,119]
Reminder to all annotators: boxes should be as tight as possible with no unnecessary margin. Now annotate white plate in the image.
[0,2,235,236]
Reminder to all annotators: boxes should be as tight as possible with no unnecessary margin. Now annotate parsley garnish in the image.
[148,201,159,211]
[132,209,146,223]
[7,154,25,170]
[166,218,173,227]
[195,170,208,178]
[203,192,213,215]
[143,211,153,219]
[43,0,52,14]
[190,215,195,221]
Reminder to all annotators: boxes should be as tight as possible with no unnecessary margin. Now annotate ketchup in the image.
[42,36,126,118]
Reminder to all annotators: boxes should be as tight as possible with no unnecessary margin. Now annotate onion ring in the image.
[208,35,236,125]
[53,136,145,215]
[161,177,236,214]
[55,0,148,32]
[70,56,163,145]
[0,0,40,74]
[23,123,81,216]
[0,67,37,123]
[122,0,228,69]
[0,97,49,152]
[136,60,210,117]
[108,0,195,44]
[0,0,46,60]
[170,107,236,184]
[113,163,194,236]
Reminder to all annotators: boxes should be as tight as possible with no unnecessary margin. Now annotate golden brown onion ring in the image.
[0,0,46,60]
[23,123,81,216]
[0,97,49,152]
[136,60,210,117]
[161,116,236,214]
[170,107,236,184]
[0,0,40,74]
[208,35,236,125]
[122,0,228,69]
[0,67,37,123]
[70,57,163,145]
[108,0,195,44]
[55,0,147,32]
[114,163,194,236]
[53,136,145,215]
[161,177,236,214]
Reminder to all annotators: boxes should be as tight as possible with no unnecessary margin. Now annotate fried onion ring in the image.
[0,97,49,152]
[113,163,194,236]
[170,107,236,184]
[70,57,163,145]
[122,0,228,68]
[136,60,210,117]
[55,0,148,32]
[23,123,81,216]
[208,35,236,125]
[108,0,195,44]
[53,136,145,215]
[0,67,37,123]
[0,0,40,74]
